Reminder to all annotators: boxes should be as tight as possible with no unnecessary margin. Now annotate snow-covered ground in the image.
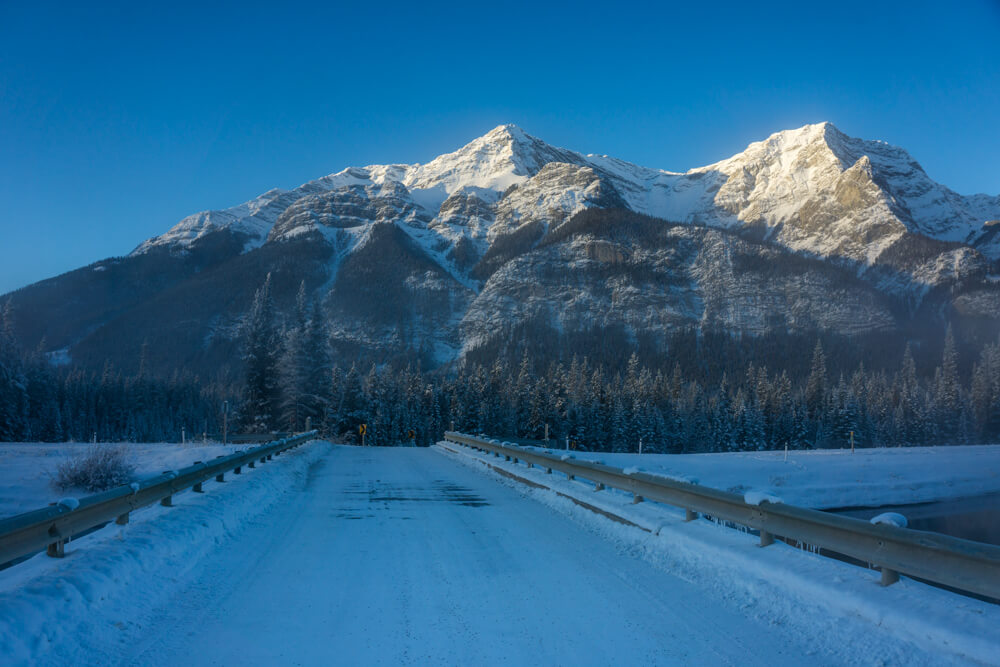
[517,444,1000,509]
[0,442,242,519]
[2,443,998,665]
[0,440,329,665]
[438,443,1000,666]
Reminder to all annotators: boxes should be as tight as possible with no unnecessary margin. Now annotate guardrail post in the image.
[161,495,173,507]
[685,509,698,522]
[216,472,225,482]
[759,530,774,547]
[567,472,575,480]
[267,454,272,461]
[546,467,552,474]
[191,461,205,492]
[880,567,900,586]
[260,456,266,464]
[116,512,129,525]
[46,539,65,558]
[594,482,605,491]
[633,494,643,504]
[249,460,256,468]
[234,465,242,475]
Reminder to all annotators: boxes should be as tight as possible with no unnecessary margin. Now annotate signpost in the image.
[359,423,367,447]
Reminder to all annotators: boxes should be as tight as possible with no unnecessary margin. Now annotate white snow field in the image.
[519,444,1000,509]
[1,443,998,665]
[0,441,242,519]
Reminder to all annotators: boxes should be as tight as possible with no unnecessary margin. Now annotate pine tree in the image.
[301,298,330,429]
[241,274,282,432]
[279,282,309,430]
[971,340,1000,441]
[805,340,827,421]
[934,325,962,442]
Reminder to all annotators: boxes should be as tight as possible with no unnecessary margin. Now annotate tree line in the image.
[3,277,1000,450]
[0,302,230,442]
[246,276,1000,451]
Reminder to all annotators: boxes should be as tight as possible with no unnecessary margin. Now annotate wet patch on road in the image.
[338,478,490,512]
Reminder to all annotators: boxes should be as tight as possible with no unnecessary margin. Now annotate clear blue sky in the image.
[1,1,998,294]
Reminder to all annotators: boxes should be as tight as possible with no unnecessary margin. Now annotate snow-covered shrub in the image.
[55,445,135,492]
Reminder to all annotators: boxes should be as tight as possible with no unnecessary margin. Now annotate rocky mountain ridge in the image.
[6,123,1000,375]
[136,122,1000,270]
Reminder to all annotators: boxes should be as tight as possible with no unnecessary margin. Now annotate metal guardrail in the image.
[444,432,1000,600]
[0,431,319,567]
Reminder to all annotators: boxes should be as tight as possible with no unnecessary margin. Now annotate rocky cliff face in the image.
[6,123,999,375]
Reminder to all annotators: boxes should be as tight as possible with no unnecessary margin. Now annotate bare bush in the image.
[55,445,136,492]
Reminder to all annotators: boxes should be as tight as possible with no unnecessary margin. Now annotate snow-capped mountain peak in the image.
[133,122,999,279]
[403,123,584,196]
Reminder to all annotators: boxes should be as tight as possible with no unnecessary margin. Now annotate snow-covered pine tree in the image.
[279,282,309,431]
[804,340,827,421]
[241,274,282,433]
[302,298,330,429]
[933,325,962,443]
[971,339,1000,440]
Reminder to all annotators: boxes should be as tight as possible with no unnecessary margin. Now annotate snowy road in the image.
[115,446,817,666]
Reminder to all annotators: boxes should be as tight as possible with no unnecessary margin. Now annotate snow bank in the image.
[563,445,1000,509]
[0,440,330,666]
[437,442,1000,665]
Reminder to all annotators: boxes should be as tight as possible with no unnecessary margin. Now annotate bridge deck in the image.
[123,446,812,665]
